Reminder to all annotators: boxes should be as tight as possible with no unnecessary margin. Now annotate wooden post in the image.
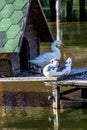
[52,85,60,109]
[53,109,59,129]
[56,0,62,22]
[56,0,62,40]
[10,53,20,76]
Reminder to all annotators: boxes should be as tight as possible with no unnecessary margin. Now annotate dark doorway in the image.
[19,37,30,71]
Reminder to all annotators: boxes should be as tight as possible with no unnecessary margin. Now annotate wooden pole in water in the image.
[52,85,60,109]
[56,0,62,40]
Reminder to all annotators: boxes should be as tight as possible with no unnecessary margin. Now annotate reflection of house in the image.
[0,0,53,76]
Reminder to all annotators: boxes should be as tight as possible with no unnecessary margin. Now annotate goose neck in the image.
[51,45,60,53]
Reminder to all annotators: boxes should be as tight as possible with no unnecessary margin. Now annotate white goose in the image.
[28,40,63,72]
[43,57,72,78]
[43,58,60,75]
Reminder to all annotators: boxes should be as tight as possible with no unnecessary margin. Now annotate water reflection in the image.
[0,104,87,130]
[0,86,86,129]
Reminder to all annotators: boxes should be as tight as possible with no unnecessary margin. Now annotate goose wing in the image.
[29,52,60,67]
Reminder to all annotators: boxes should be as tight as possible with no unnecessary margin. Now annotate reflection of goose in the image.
[28,40,63,72]
[43,57,72,78]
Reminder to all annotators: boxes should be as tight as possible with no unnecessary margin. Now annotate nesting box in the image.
[0,0,53,77]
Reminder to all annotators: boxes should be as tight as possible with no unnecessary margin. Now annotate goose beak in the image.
[61,42,64,46]
[57,42,64,47]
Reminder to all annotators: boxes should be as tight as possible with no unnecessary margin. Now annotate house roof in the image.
[26,0,54,42]
[0,0,54,53]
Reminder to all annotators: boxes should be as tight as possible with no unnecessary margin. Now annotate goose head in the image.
[50,58,60,67]
[52,40,64,47]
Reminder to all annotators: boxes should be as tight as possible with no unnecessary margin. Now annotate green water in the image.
[1,21,87,129]
[0,105,87,130]
[41,22,87,68]
[0,81,87,130]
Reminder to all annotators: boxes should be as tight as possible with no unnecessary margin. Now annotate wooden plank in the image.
[0,68,87,85]
[60,88,80,96]
[0,77,87,87]
[0,76,57,82]
[57,80,87,87]
[44,80,87,87]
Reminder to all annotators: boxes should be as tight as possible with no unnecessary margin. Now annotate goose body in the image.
[43,58,60,76]
[43,57,72,78]
[28,40,63,69]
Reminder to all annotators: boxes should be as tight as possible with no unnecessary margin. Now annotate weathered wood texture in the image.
[57,80,87,87]
[0,76,57,82]
[0,68,87,87]
[10,53,20,76]
[0,78,87,87]
[24,21,40,59]
[28,0,54,42]
[0,54,13,77]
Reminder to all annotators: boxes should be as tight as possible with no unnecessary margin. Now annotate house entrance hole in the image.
[19,37,30,71]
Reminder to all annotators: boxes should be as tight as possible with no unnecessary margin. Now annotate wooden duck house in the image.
[0,0,54,77]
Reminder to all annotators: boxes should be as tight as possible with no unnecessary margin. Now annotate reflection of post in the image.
[53,108,59,129]
[44,81,60,109]
[52,85,60,109]
[56,0,62,40]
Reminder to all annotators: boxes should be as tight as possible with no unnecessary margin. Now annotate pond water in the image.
[41,22,87,68]
[1,105,87,130]
[0,82,87,130]
[1,22,87,129]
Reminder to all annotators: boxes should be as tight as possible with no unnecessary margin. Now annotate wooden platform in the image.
[0,68,87,87]
[0,67,87,109]
[0,77,87,88]
[57,80,87,87]
[0,76,57,82]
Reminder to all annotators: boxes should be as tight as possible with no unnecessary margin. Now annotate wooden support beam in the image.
[60,88,80,96]
[61,96,87,103]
